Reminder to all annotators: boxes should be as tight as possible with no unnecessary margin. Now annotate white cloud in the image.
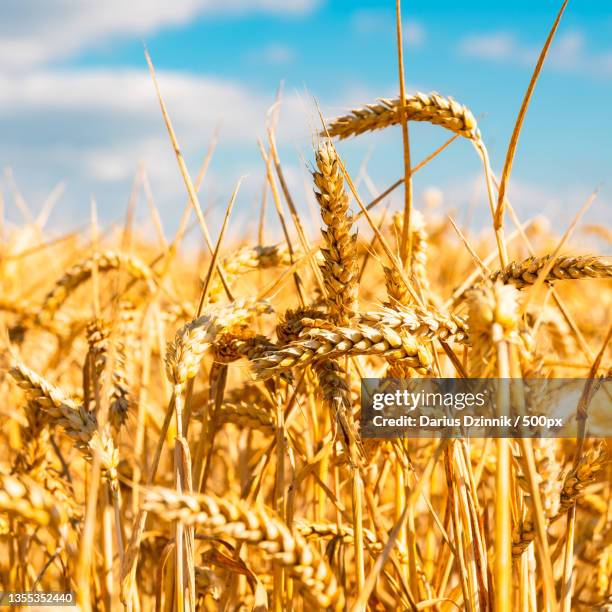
[0,0,318,71]
[0,66,375,228]
[351,9,390,34]
[459,30,612,79]
[404,22,426,47]
[0,68,311,143]
[444,174,611,232]
[351,10,426,47]
[459,32,534,63]
[247,43,296,66]
[551,31,583,68]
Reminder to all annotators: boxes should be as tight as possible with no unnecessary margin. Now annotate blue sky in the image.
[1,0,611,240]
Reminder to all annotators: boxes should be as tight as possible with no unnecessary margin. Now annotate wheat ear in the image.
[313,142,359,325]
[274,305,466,352]
[512,439,563,556]
[0,473,75,551]
[143,488,343,610]
[11,399,50,478]
[558,444,606,515]
[213,401,275,433]
[209,244,295,302]
[467,281,523,376]
[84,318,131,431]
[325,91,481,142]
[392,210,430,294]
[165,300,272,386]
[295,519,380,549]
[264,304,465,380]
[9,361,118,488]
[255,322,433,379]
[491,255,612,288]
[38,251,157,322]
[276,306,327,344]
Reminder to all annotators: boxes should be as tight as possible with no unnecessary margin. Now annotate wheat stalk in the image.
[312,139,367,592]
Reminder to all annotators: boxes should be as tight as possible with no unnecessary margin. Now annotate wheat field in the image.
[1,5,612,612]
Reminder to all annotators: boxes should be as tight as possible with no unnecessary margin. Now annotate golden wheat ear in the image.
[324,92,481,142]
[37,251,157,323]
[142,489,344,609]
[492,254,612,288]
